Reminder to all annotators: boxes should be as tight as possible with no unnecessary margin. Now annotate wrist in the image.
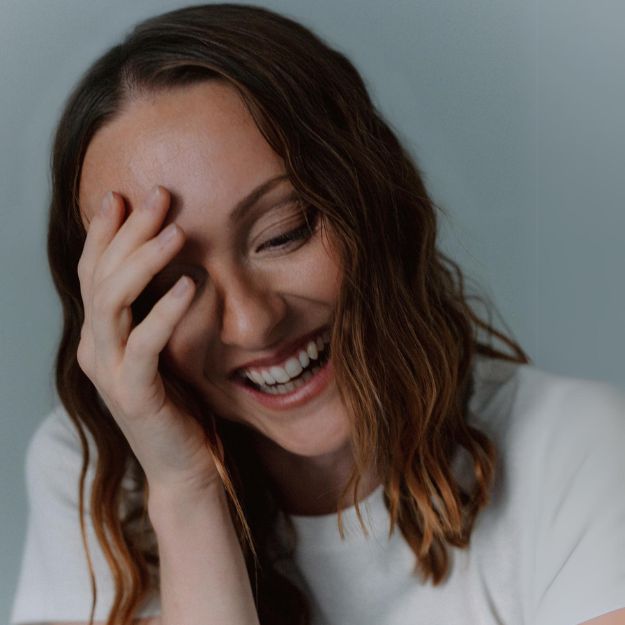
[147,479,228,526]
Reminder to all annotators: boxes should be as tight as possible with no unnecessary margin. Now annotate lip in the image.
[228,325,329,377]
[232,352,335,410]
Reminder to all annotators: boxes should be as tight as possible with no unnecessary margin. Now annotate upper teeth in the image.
[241,330,330,386]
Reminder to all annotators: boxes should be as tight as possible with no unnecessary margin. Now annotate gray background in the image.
[2,0,624,619]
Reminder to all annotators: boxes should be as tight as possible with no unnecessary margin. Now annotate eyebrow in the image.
[86,174,291,228]
[229,173,291,223]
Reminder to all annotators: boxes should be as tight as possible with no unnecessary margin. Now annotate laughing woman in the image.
[10,4,625,625]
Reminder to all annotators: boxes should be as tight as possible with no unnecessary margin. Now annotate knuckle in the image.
[76,257,87,283]
[144,235,177,269]
[92,363,115,396]
[76,339,93,375]
[92,281,116,312]
[125,330,151,358]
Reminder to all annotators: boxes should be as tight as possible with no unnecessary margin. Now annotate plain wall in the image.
[2,0,624,619]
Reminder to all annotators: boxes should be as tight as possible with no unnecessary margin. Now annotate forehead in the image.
[78,80,285,224]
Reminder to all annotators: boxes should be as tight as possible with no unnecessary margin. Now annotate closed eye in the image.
[257,205,319,252]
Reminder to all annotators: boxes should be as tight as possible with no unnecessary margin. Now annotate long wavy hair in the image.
[47,4,530,624]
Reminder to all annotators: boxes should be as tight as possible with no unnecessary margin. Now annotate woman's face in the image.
[78,81,351,460]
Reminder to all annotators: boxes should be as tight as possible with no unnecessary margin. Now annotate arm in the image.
[48,480,259,625]
[147,482,260,625]
[579,607,625,625]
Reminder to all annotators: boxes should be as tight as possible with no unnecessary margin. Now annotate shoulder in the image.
[516,363,625,474]
[516,361,625,431]
[13,406,162,625]
[470,357,625,624]
[24,403,144,514]
[470,355,625,457]
[509,363,625,513]
[27,404,84,460]
[468,356,625,524]
[24,405,88,506]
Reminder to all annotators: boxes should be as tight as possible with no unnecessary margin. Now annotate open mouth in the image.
[240,344,332,393]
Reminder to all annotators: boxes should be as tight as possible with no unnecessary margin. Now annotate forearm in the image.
[148,482,260,625]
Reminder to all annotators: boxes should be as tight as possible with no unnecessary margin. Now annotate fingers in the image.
[79,186,171,308]
[77,191,125,306]
[90,219,186,361]
[122,275,196,391]
[78,184,185,373]
[96,185,171,282]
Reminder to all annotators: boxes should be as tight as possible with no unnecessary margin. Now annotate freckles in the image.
[316,231,343,291]
[280,239,343,298]
[311,250,343,298]
[312,262,341,298]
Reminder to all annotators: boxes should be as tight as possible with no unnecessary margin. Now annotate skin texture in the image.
[78,80,379,515]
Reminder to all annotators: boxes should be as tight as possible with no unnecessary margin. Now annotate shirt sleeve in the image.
[530,380,625,625]
[10,405,161,624]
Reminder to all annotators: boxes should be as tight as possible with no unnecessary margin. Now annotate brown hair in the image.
[47,4,530,624]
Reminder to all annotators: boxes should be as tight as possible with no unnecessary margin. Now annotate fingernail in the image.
[148,185,161,209]
[172,276,191,297]
[159,223,178,243]
[100,191,114,216]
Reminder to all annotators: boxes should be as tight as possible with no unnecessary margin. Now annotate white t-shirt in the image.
[10,356,625,625]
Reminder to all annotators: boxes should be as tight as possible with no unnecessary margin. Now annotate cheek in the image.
[315,233,344,298]
[269,237,343,300]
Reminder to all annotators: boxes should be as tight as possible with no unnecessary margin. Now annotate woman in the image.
[10,4,625,625]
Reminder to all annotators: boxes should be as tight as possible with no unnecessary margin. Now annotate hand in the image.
[77,185,220,495]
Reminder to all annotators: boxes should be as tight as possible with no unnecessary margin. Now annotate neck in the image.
[252,433,381,516]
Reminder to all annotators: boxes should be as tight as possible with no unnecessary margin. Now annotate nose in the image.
[216,266,287,350]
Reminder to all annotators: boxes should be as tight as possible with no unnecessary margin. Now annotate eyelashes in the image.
[258,204,320,251]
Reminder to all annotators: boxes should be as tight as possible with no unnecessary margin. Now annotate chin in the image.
[255,413,353,460]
